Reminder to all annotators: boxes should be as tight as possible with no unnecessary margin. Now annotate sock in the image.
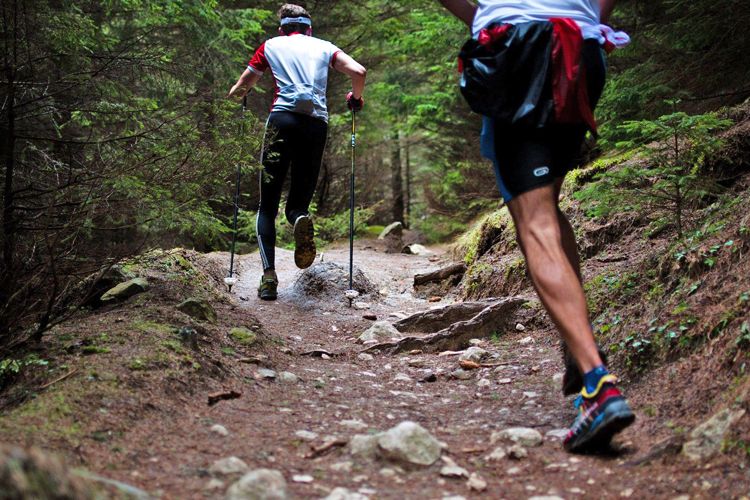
[582,365,610,397]
[263,268,277,280]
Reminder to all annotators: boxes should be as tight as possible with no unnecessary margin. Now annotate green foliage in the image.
[454,210,513,265]
[0,355,49,385]
[576,107,732,236]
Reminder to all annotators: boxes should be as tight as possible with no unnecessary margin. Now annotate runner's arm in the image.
[599,0,616,24]
[333,52,367,99]
[228,68,262,99]
[437,0,477,27]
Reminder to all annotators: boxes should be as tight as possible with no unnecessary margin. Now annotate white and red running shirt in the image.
[248,33,342,122]
[472,0,603,41]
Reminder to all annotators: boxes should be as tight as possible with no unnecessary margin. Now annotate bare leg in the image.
[553,178,583,282]
[506,183,601,372]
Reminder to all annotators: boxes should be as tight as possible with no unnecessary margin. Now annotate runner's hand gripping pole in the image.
[225,95,247,292]
[345,109,360,307]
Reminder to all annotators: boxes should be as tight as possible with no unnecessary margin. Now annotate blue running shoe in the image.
[564,375,635,453]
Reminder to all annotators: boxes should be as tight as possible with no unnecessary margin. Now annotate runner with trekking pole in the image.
[227,3,366,301]
[437,0,634,453]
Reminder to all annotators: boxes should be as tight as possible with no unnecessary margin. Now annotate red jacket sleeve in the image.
[248,42,268,74]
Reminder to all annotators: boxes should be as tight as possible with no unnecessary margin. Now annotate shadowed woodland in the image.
[1,0,750,498]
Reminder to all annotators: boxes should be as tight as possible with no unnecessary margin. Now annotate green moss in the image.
[131,320,176,335]
[230,327,257,346]
[454,210,513,265]
[81,346,111,355]
[1,389,83,443]
[162,339,184,354]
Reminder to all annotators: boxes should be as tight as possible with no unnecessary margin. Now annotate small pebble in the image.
[210,424,229,437]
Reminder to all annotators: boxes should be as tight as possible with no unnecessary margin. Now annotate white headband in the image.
[280,16,312,26]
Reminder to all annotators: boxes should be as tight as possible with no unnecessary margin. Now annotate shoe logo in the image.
[533,166,550,177]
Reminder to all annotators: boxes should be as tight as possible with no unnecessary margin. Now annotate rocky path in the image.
[133,242,734,499]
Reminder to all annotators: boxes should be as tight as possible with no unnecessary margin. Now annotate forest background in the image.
[2,0,749,352]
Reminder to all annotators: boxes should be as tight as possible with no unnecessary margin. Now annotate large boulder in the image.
[378,222,403,240]
[177,298,217,323]
[0,444,100,499]
[100,278,149,304]
[377,421,442,466]
[357,321,402,344]
[225,469,287,500]
[290,262,376,307]
[683,408,746,461]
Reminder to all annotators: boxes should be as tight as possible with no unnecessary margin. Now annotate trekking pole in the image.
[224,95,247,292]
[344,109,360,308]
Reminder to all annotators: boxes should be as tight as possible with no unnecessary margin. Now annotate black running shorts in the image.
[480,40,607,202]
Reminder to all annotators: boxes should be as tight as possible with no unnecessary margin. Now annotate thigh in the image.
[259,113,294,209]
[493,125,557,201]
[288,115,327,202]
[506,182,560,230]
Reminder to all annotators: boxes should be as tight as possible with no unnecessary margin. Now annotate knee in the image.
[517,217,562,250]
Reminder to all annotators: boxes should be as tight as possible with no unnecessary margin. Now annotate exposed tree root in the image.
[365,297,527,354]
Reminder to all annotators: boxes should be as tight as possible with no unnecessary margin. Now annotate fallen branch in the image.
[305,437,348,459]
[414,263,466,287]
[38,368,78,390]
[207,390,241,406]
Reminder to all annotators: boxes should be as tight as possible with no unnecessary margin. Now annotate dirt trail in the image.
[4,241,743,499]
[147,241,730,500]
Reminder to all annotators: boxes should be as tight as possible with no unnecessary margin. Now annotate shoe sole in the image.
[258,291,277,301]
[294,216,316,269]
[565,401,635,453]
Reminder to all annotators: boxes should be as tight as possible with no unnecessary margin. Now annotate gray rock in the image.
[357,353,374,362]
[177,297,217,323]
[225,469,287,500]
[357,321,402,344]
[544,429,569,441]
[204,478,225,491]
[257,368,277,380]
[544,429,568,440]
[467,472,487,492]
[340,419,368,431]
[278,372,299,384]
[323,487,370,500]
[393,373,412,383]
[439,456,469,478]
[210,456,249,476]
[459,346,489,363]
[450,368,472,380]
[349,433,382,459]
[477,378,491,388]
[491,427,543,447]
[100,278,149,303]
[295,430,318,441]
[210,424,229,437]
[401,244,431,255]
[683,408,746,461]
[378,222,403,240]
[486,446,507,462]
[508,444,527,459]
[377,421,441,466]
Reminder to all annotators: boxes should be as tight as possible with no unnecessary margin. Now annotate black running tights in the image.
[256,111,327,271]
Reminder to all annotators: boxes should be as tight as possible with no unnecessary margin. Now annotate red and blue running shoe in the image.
[563,374,635,453]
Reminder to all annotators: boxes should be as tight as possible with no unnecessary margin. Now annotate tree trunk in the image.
[390,129,404,224]
[404,133,411,229]
[1,3,18,337]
